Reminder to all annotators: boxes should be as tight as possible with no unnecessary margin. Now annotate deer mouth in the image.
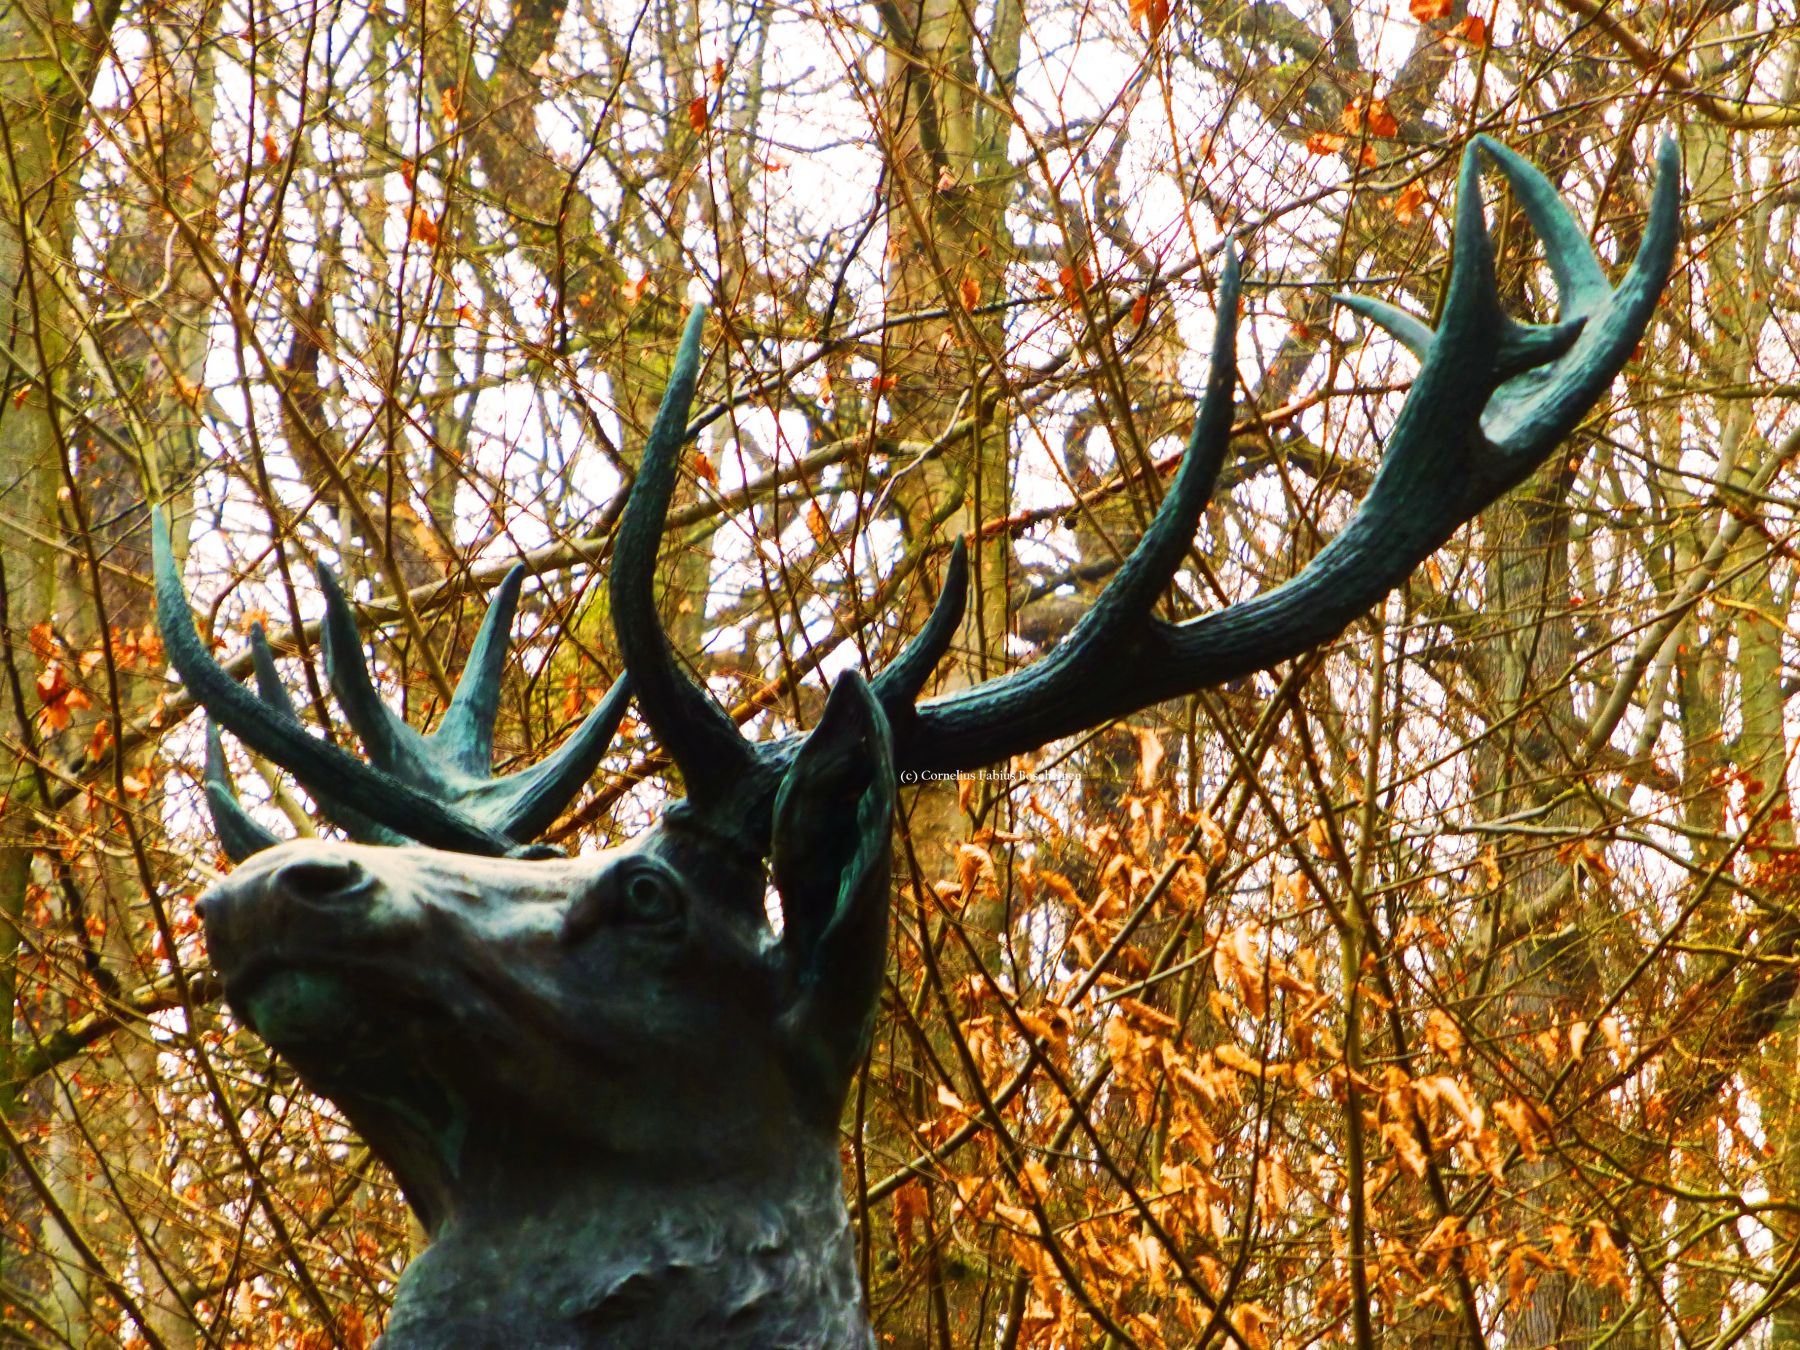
[218,951,447,1054]
[230,966,363,1046]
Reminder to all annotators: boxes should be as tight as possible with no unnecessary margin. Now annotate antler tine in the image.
[1440,142,1592,385]
[1474,137,1612,311]
[202,720,282,862]
[1476,135,1681,461]
[434,564,526,774]
[1333,294,1432,360]
[151,511,519,855]
[867,137,1679,775]
[317,563,431,777]
[479,674,632,841]
[610,304,761,808]
[315,560,630,842]
[836,253,1238,768]
[871,539,970,709]
[243,623,410,847]
[245,625,302,721]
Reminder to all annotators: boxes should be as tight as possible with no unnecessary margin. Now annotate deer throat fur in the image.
[377,1151,871,1349]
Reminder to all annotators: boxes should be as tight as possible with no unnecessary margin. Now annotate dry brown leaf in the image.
[1383,1120,1428,1178]
[1424,1009,1464,1062]
[1599,1014,1626,1057]
[1587,1221,1629,1294]
[1135,728,1165,790]
[1494,1097,1541,1160]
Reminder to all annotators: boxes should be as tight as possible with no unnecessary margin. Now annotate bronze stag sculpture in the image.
[154,138,1679,1347]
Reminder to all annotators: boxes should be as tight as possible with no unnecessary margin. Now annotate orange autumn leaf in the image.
[1130,292,1150,325]
[958,274,980,310]
[1342,95,1399,138]
[1057,262,1092,301]
[1306,131,1347,156]
[1410,0,1453,19]
[1393,182,1428,225]
[439,86,460,124]
[805,501,831,548]
[1587,1222,1629,1295]
[687,96,709,134]
[892,1180,927,1258]
[36,661,91,732]
[1129,0,1170,38]
[691,450,717,486]
[135,626,163,668]
[1598,1013,1626,1057]
[1382,1120,1428,1178]
[1455,13,1488,43]
[1494,1097,1542,1160]
[1508,1245,1541,1307]
[36,662,70,705]
[1423,1007,1463,1060]
[408,207,440,245]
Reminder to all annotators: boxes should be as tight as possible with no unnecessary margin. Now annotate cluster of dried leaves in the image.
[848,727,1757,1348]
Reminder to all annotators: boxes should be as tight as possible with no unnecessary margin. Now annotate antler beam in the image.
[875,135,1681,772]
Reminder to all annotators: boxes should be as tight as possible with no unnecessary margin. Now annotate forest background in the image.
[0,0,1797,1341]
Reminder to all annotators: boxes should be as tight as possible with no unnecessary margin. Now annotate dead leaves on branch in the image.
[881,767,1655,1347]
[31,622,165,735]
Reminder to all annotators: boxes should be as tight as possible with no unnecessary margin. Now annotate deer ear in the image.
[771,670,895,1104]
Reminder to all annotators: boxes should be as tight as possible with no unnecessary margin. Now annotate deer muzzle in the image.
[199,840,435,1047]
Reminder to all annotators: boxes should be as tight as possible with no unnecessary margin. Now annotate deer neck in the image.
[375,1132,870,1350]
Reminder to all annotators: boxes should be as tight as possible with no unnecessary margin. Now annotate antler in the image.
[864,135,1681,773]
[163,136,1677,855]
[609,306,971,818]
[153,511,630,860]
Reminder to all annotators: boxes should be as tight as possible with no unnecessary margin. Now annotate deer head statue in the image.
[155,138,1679,1348]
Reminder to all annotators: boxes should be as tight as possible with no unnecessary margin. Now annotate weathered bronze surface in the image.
[156,138,1680,1348]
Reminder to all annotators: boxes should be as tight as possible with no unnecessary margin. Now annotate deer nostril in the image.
[272,857,373,908]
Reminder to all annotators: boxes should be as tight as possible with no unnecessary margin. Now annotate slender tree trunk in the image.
[0,0,84,1314]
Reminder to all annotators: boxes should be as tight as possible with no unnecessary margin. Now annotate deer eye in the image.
[559,865,682,945]
[620,870,680,926]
